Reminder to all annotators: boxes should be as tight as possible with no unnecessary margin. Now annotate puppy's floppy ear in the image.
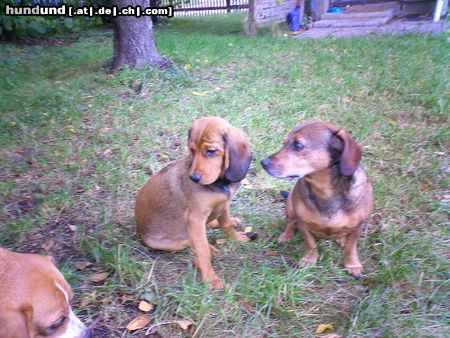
[0,308,32,338]
[331,129,362,176]
[187,128,192,142]
[224,127,252,182]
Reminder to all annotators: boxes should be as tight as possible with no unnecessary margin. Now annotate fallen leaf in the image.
[321,334,342,338]
[42,239,56,252]
[242,302,256,313]
[68,224,77,232]
[174,319,193,331]
[158,154,169,162]
[145,319,196,336]
[184,64,192,71]
[102,146,120,156]
[126,315,151,331]
[75,262,92,270]
[265,250,278,256]
[139,300,154,312]
[216,239,227,245]
[192,91,210,96]
[90,272,109,283]
[80,291,96,307]
[316,323,334,334]
[244,226,252,233]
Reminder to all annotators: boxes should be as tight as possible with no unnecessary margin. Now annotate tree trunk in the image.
[111,0,170,72]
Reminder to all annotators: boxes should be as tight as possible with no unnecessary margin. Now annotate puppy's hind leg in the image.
[219,205,249,243]
[141,236,191,253]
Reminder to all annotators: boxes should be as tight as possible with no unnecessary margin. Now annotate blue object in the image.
[286,6,302,31]
[329,6,344,13]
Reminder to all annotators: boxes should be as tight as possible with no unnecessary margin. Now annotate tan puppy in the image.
[135,117,252,290]
[0,248,91,338]
[261,121,373,277]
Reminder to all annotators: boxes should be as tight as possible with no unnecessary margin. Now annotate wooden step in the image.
[314,16,392,27]
[321,8,394,20]
[343,1,399,13]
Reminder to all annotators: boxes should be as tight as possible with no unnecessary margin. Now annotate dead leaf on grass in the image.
[68,224,77,232]
[174,319,194,332]
[265,250,279,256]
[102,146,120,156]
[126,315,151,331]
[244,226,252,233]
[242,302,256,313]
[419,184,431,192]
[321,334,342,338]
[90,272,109,283]
[75,262,92,270]
[80,291,97,307]
[138,300,154,312]
[145,319,196,336]
[42,239,56,252]
[315,323,334,334]
[216,239,227,245]
[192,91,210,96]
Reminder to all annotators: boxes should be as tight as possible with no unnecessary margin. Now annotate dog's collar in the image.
[211,177,231,195]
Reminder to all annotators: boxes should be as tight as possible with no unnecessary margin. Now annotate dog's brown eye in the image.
[293,141,304,151]
[206,149,217,157]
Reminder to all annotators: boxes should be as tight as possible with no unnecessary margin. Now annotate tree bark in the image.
[111,0,170,72]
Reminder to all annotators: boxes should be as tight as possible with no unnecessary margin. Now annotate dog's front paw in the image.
[345,265,363,278]
[299,254,318,267]
[277,230,294,243]
[208,275,224,291]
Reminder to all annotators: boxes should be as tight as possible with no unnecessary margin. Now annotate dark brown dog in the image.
[135,117,252,290]
[261,121,373,277]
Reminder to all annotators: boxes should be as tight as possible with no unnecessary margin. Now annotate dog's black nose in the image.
[190,173,202,183]
[261,158,271,169]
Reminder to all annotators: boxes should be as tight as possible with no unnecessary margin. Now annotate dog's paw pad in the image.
[346,266,363,278]
[277,233,294,243]
[299,256,318,267]
[208,276,224,291]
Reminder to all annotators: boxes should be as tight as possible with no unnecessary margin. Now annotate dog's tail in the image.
[280,190,290,199]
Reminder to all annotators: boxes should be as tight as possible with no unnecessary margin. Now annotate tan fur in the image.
[135,117,252,290]
[0,248,90,338]
[262,121,373,277]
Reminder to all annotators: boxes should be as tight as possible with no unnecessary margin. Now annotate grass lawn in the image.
[0,13,449,337]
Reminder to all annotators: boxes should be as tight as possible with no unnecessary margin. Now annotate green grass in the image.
[0,13,449,337]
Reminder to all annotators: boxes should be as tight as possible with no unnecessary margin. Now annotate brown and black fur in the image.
[261,121,373,277]
[135,117,252,290]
